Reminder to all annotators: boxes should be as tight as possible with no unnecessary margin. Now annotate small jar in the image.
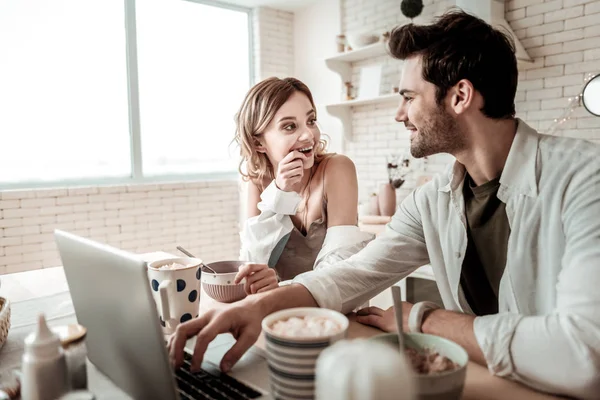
[52,324,88,390]
[22,314,69,400]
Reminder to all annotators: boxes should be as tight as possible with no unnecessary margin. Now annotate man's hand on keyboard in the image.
[167,284,319,374]
[167,297,264,373]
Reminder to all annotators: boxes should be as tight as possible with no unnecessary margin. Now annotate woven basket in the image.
[0,297,11,350]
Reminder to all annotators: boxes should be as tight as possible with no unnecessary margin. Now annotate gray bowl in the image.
[200,261,247,303]
[369,333,468,400]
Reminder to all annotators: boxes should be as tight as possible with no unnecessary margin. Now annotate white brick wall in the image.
[0,181,241,275]
[342,0,455,203]
[253,7,294,81]
[510,0,600,137]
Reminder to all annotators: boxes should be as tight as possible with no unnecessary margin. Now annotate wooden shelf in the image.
[326,93,399,109]
[324,94,400,140]
[324,42,387,63]
[323,41,393,141]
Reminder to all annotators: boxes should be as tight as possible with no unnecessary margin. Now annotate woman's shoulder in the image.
[319,153,357,176]
[318,154,358,196]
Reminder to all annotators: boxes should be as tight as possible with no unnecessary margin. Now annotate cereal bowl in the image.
[200,261,247,303]
[369,333,468,400]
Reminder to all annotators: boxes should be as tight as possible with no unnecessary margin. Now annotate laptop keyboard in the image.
[175,351,262,400]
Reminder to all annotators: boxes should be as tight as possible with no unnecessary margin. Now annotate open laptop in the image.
[54,229,272,400]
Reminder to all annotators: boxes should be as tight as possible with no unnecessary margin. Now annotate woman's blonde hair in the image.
[234,77,328,189]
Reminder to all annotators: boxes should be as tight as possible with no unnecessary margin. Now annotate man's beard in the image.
[410,108,464,158]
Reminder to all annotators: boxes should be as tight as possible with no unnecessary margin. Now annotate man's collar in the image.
[439,118,539,198]
[498,118,539,198]
[438,162,466,193]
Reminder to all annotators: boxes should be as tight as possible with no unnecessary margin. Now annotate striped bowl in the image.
[262,308,349,400]
[200,261,247,303]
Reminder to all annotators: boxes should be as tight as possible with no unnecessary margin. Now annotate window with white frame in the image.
[136,0,250,176]
[0,0,131,184]
[0,0,251,187]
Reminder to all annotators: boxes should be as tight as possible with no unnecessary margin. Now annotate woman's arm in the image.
[246,181,261,219]
[323,154,359,228]
[236,181,280,294]
[310,155,375,271]
[239,180,299,266]
[240,151,308,265]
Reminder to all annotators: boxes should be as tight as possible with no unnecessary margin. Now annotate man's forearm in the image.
[421,309,486,365]
[256,283,318,316]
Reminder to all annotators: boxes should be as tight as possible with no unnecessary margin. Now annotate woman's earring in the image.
[255,142,266,153]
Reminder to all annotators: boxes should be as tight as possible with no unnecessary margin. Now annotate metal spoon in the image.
[176,246,218,274]
[391,285,405,352]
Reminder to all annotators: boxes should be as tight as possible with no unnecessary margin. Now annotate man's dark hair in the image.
[388,9,518,119]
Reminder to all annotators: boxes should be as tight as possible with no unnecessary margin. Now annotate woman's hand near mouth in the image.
[275,150,306,192]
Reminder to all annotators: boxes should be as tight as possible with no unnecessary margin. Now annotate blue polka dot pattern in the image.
[177,279,186,292]
[188,290,198,303]
[151,279,159,291]
[196,268,201,280]
[180,313,192,323]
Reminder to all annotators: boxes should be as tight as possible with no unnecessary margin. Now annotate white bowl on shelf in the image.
[346,32,379,49]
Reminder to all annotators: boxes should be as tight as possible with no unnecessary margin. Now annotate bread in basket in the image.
[0,297,11,350]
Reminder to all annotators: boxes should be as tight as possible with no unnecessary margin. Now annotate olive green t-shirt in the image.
[459,174,511,316]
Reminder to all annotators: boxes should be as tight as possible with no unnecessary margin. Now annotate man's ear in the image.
[449,79,475,115]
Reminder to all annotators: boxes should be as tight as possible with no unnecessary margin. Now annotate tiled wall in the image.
[0,6,296,275]
[508,0,600,141]
[341,0,600,203]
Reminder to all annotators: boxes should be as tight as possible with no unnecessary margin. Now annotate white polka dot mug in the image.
[147,257,202,335]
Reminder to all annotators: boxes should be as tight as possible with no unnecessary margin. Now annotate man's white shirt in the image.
[293,119,600,399]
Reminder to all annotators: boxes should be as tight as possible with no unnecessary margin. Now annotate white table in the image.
[0,267,129,399]
[0,252,175,399]
[0,256,562,400]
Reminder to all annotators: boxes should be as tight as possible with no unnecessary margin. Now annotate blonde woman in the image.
[233,77,374,295]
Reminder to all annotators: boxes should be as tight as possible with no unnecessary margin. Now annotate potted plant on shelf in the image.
[379,154,411,216]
